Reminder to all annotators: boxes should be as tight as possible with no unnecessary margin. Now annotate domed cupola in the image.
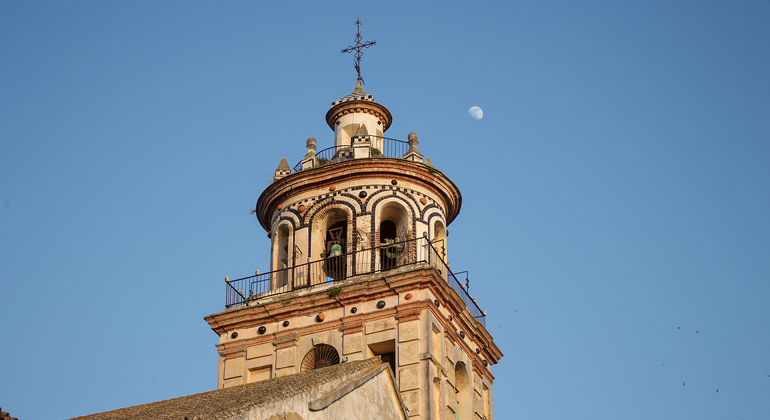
[326,79,393,152]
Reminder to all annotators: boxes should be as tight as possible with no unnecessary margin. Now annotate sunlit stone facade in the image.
[205,81,502,420]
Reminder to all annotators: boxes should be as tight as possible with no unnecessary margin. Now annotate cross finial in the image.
[341,17,376,84]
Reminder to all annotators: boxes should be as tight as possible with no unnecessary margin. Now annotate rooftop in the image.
[69,358,386,420]
[331,80,375,105]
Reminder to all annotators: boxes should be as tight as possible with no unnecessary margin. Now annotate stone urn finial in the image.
[408,132,419,148]
[300,138,318,170]
[403,132,424,162]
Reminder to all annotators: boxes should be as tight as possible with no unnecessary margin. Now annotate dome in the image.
[325,80,392,132]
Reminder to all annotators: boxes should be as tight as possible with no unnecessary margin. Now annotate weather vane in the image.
[341,17,376,84]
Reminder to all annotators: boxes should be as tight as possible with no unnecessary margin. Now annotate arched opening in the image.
[454,362,471,420]
[272,224,291,289]
[378,202,410,271]
[433,220,447,263]
[306,209,350,287]
[379,219,398,270]
[322,210,348,282]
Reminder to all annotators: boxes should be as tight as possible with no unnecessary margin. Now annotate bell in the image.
[329,242,343,258]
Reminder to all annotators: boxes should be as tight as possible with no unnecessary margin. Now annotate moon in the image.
[469,106,483,120]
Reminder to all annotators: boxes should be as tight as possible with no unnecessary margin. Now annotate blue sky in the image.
[1,1,769,419]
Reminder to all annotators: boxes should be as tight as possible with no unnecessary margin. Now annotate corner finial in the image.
[306,137,317,153]
[403,132,424,162]
[407,132,418,146]
[273,158,291,182]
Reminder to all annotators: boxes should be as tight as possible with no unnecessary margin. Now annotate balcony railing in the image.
[292,136,410,173]
[224,236,486,326]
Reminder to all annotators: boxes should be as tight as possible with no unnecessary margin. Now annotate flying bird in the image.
[716,389,718,393]
[683,382,686,386]
[696,330,699,334]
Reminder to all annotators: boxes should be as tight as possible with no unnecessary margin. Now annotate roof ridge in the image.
[68,357,384,420]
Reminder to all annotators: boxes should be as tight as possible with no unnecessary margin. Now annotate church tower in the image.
[205,21,502,420]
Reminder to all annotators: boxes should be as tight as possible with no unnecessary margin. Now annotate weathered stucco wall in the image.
[207,264,501,420]
[228,364,406,420]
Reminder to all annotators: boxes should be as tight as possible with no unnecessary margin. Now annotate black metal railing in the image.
[375,135,410,158]
[223,236,486,326]
[292,136,411,172]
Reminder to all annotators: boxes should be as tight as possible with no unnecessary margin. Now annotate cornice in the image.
[207,267,502,366]
[325,100,393,131]
[255,158,462,231]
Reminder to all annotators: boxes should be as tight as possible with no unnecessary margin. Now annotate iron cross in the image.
[341,17,376,84]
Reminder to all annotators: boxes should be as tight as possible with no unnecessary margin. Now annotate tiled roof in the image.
[69,358,383,420]
[276,157,290,171]
[331,80,375,106]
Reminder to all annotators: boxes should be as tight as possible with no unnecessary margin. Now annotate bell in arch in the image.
[328,241,343,258]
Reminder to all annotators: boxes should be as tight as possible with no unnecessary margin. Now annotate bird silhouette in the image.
[716,389,718,393]
[696,330,699,334]
[683,382,685,386]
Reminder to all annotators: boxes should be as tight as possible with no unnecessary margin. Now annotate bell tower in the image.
[205,21,502,420]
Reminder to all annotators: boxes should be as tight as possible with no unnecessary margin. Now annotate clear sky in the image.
[1,1,769,419]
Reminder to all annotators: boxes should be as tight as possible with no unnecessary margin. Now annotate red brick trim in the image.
[395,302,421,322]
[341,314,364,334]
[273,331,299,350]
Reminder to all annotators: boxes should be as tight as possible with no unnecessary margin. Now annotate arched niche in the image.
[377,201,410,271]
[454,361,472,420]
[336,123,359,148]
[271,223,291,289]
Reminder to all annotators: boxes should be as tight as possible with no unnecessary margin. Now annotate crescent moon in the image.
[469,106,483,120]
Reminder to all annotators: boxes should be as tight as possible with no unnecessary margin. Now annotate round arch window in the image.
[300,344,340,371]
